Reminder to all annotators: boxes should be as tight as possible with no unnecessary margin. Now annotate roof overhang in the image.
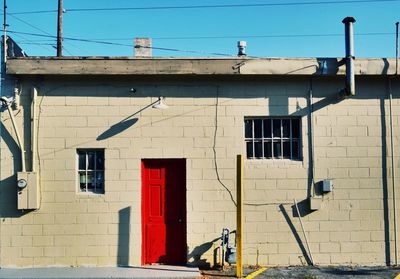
[5,57,398,76]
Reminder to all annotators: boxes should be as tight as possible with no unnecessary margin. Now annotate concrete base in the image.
[0,265,201,279]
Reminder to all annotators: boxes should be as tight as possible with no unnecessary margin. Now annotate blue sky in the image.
[4,0,400,58]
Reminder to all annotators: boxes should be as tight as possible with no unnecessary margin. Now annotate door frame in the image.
[141,158,187,265]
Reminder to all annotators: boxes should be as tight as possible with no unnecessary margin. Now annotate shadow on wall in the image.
[97,118,138,141]
[380,98,390,266]
[187,236,221,268]
[118,207,131,267]
[291,199,309,218]
[97,96,161,141]
[279,204,313,266]
[0,122,28,218]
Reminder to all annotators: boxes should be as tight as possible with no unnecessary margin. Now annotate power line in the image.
[8,14,52,36]
[7,30,394,41]
[82,32,394,41]
[154,32,395,40]
[9,14,75,55]
[8,30,134,46]
[8,10,58,15]
[12,34,75,55]
[11,33,55,52]
[14,39,56,42]
[5,29,396,57]
[6,30,234,56]
[17,42,54,46]
[8,0,400,15]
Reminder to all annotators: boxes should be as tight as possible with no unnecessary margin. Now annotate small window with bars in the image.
[77,149,105,194]
[245,117,301,160]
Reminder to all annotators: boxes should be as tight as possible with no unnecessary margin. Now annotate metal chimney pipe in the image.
[237,41,247,56]
[342,17,356,96]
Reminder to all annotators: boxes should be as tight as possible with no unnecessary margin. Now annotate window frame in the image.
[76,149,105,194]
[244,117,301,160]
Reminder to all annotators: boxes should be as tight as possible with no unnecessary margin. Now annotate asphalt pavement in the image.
[261,266,400,279]
[201,266,400,279]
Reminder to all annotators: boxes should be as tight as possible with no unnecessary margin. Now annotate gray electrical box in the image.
[322,179,333,193]
[17,172,40,210]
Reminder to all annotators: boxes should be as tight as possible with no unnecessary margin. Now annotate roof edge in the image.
[6,57,398,76]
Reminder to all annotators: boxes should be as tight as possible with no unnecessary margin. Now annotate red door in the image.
[141,159,186,265]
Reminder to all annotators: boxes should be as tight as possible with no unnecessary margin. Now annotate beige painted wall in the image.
[0,76,399,267]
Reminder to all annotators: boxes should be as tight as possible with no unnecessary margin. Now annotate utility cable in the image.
[8,0,400,14]
[31,32,393,42]
[9,14,75,55]
[7,30,235,56]
[212,88,291,207]
[7,29,395,41]
[9,14,52,36]
[13,32,75,56]
[146,32,395,40]
[11,32,55,52]
[6,29,396,57]
[213,87,237,207]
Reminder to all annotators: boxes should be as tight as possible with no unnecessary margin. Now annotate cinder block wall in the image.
[0,76,398,267]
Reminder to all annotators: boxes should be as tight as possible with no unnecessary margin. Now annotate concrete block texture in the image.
[0,76,398,268]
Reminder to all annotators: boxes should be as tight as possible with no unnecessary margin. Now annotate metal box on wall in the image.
[322,179,333,193]
[17,172,40,210]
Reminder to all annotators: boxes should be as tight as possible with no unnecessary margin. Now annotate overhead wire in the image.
[11,32,55,52]
[6,30,235,56]
[7,30,394,41]
[8,14,52,36]
[6,29,397,57]
[8,14,75,55]
[152,32,395,40]
[60,32,395,42]
[7,0,400,14]
[16,42,55,46]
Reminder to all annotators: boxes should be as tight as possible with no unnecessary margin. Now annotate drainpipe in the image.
[342,17,356,96]
[0,96,26,172]
[308,79,315,197]
[31,87,37,172]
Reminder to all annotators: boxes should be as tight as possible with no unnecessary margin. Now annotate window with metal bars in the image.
[244,117,301,160]
[77,149,105,194]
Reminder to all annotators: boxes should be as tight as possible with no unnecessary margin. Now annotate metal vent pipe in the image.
[342,17,356,96]
[237,41,247,56]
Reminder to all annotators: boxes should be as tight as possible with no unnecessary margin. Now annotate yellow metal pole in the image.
[236,154,244,278]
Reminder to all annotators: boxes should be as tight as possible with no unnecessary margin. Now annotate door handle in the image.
[178,218,182,223]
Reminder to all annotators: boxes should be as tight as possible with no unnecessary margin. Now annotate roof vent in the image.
[134,38,152,57]
[237,41,247,56]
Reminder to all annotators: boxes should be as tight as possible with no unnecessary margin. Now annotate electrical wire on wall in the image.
[211,88,292,207]
[211,87,296,207]
[213,86,237,207]
[35,89,46,209]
